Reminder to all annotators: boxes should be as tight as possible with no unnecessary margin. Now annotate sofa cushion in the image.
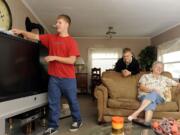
[108,98,140,109]
[156,102,178,112]
[108,98,178,112]
[102,71,140,99]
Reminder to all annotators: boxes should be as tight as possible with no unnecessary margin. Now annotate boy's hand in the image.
[11,29,23,35]
[44,56,57,63]
[122,69,131,77]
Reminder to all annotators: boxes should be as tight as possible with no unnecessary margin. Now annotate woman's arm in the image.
[138,83,152,93]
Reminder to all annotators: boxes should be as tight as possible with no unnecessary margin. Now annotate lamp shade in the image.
[75,57,85,65]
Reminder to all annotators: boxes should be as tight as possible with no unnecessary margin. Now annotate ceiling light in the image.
[106,26,116,39]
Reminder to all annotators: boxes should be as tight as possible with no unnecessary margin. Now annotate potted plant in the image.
[138,46,157,71]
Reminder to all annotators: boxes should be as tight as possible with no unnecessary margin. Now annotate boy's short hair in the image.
[57,14,71,25]
[123,48,132,54]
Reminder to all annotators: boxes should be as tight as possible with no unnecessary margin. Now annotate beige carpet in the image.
[54,95,101,135]
[12,95,154,135]
[54,95,155,135]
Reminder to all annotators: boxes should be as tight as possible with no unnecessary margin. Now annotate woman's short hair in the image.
[152,61,164,68]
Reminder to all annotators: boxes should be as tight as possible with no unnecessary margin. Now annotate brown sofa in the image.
[94,71,180,123]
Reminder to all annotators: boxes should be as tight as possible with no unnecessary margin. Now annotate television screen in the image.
[0,32,48,102]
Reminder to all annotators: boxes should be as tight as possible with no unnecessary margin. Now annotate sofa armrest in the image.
[174,89,180,112]
[94,84,108,122]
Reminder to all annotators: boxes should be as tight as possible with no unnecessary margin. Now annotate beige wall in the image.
[151,25,180,46]
[5,0,151,72]
[76,38,151,72]
[6,0,39,30]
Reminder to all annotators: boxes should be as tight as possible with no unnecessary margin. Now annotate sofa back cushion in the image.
[101,71,141,99]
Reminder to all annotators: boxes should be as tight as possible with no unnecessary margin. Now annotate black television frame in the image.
[0,32,48,102]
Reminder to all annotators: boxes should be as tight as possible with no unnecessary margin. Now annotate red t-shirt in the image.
[39,34,80,78]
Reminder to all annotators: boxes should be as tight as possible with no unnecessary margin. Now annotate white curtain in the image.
[88,48,122,73]
[87,48,122,93]
[157,38,180,78]
[158,38,180,61]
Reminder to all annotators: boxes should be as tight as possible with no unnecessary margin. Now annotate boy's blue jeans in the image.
[48,76,82,129]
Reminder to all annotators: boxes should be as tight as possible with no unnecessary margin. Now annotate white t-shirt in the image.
[138,73,178,99]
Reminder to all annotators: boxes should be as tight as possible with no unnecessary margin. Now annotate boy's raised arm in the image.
[11,29,39,41]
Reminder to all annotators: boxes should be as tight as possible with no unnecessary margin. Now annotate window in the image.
[158,51,180,78]
[89,48,122,73]
[158,38,180,79]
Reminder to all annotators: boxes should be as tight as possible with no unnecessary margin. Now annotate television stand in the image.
[0,92,47,135]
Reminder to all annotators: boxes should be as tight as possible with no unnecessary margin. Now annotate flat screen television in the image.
[0,32,48,102]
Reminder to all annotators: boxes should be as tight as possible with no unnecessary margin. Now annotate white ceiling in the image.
[22,0,180,37]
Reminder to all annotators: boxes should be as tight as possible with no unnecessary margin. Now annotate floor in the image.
[54,94,99,135]
[41,95,155,135]
[8,95,155,135]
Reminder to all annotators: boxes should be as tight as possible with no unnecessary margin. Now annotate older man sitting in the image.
[128,61,180,124]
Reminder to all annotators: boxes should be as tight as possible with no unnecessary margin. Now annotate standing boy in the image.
[12,14,82,135]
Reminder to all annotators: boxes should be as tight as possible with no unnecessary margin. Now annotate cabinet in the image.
[0,93,47,135]
[76,73,88,94]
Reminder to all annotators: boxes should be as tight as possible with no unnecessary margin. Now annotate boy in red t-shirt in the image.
[12,14,82,135]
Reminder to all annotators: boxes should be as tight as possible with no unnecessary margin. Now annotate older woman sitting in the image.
[128,61,180,124]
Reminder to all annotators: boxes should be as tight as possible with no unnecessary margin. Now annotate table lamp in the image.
[75,57,85,73]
